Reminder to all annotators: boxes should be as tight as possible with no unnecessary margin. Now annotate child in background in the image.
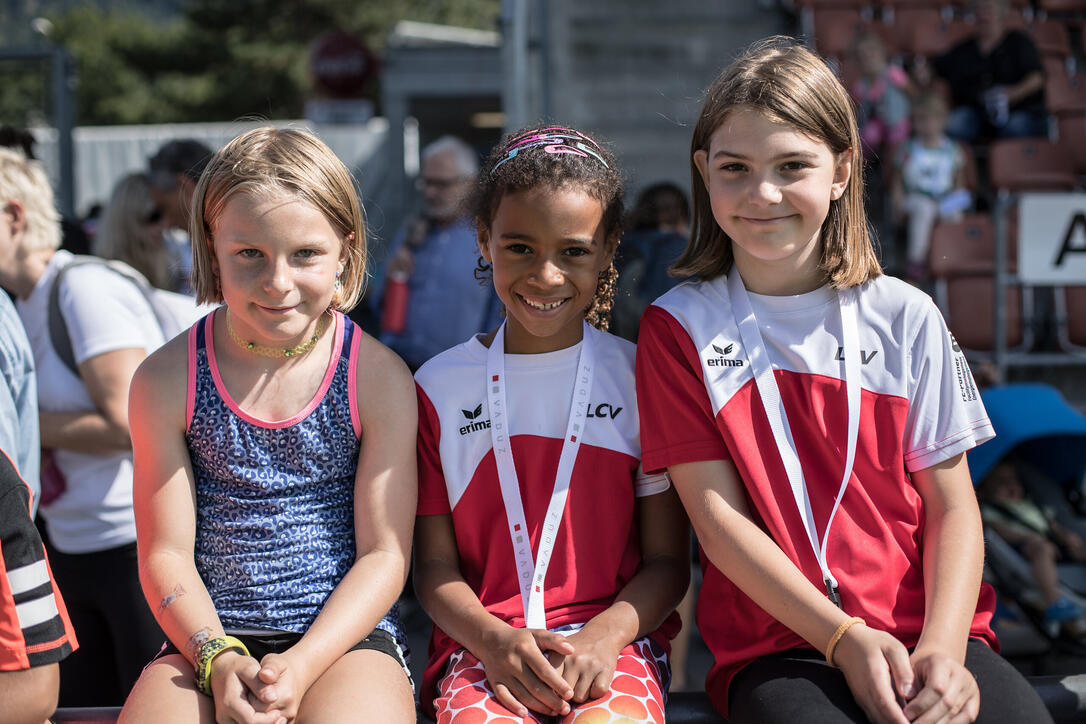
[979,460,1086,628]
[636,39,1050,723]
[891,92,972,281]
[850,31,911,164]
[413,126,688,723]
[119,128,417,724]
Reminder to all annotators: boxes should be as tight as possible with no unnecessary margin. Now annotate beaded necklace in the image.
[226,309,331,358]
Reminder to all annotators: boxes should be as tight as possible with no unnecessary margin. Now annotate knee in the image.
[0,664,60,724]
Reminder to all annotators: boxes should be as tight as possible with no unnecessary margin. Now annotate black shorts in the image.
[153,627,410,681]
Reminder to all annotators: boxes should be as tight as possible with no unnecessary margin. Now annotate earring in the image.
[334,271,342,292]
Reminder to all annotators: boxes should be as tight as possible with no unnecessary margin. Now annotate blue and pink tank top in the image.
[184,309,401,639]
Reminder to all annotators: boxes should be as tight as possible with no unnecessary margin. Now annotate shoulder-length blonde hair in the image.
[95,173,172,290]
[674,37,881,288]
[189,127,367,310]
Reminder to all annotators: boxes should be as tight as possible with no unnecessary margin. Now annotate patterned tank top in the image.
[186,309,365,633]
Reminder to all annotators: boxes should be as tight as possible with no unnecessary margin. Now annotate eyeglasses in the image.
[415,175,469,191]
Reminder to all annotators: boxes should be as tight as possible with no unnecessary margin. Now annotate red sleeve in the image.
[0,450,77,671]
[416,384,452,515]
[635,305,730,474]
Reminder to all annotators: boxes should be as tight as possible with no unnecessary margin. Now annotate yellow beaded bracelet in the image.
[194,635,250,696]
[825,616,865,666]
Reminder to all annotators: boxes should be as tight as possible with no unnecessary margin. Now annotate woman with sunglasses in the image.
[95,173,176,291]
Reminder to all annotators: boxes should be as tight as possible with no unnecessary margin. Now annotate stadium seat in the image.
[989,138,1078,193]
[928,214,1031,353]
[1032,18,1074,57]
[1056,113,1086,175]
[811,8,870,57]
[1039,0,1086,12]
[1056,285,1086,352]
[1046,66,1086,116]
[905,16,973,58]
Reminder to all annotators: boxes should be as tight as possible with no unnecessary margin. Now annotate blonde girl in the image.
[119,128,417,724]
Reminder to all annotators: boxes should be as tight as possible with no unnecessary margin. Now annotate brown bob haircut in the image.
[674,37,882,288]
[190,127,367,311]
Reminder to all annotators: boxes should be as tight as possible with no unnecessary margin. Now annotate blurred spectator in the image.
[0,291,40,514]
[850,31,911,163]
[979,460,1086,629]
[612,182,690,341]
[147,139,213,232]
[95,173,174,291]
[916,0,1047,142]
[148,139,214,294]
[0,446,78,724]
[891,92,973,281]
[0,125,91,257]
[0,148,162,706]
[372,135,498,370]
[0,125,35,159]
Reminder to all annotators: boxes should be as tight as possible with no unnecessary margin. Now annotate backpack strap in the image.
[47,256,153,377]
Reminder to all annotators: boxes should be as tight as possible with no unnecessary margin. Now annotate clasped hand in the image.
[477,624,626,718]
[209,650,308,724]
[834,625,979,724]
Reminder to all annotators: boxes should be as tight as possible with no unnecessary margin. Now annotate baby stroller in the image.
[969,383,1086,663]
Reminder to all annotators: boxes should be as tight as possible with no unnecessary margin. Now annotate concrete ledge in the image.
[49,675,1086,724]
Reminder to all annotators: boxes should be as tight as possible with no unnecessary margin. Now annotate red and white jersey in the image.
[636,274,997,714]
[415,327,678,702]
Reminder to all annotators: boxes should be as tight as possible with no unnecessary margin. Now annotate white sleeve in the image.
[902,298,995,472]
[57,265,163,365]
[634,464,671,497]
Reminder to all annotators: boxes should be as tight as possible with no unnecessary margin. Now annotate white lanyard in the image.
[486,321,595,628]
[727,272,861,606]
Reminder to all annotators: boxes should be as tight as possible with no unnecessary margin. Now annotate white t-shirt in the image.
[18,250,165,553]
[414,326,676,702]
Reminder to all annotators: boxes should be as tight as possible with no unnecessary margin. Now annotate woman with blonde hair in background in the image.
[95,173,174,291]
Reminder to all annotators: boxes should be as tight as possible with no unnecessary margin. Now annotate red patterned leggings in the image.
[433,637,670,723]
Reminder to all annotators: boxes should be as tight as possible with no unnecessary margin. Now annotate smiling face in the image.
[479,186,614,354]
[693,106,851,295]
[212,191,346,348]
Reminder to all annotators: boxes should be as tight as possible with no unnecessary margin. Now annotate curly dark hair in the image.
[471,125,625,331]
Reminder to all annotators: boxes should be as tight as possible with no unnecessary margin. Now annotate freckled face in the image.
[212,192,346,347]
[479,186,614,354]
[693,107,851,290]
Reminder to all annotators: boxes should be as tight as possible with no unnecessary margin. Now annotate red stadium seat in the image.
[928,214,1029,352]
[989,138,1078,193]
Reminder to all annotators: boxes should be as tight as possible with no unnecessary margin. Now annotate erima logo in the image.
[834,347,879,365]
[707,343,744,367]
[459,404,491,436]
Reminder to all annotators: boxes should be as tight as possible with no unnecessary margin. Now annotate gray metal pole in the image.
[52,46,75,219]
[0,47,76,219]
[993,193,1008,379]
[501,0,528,132]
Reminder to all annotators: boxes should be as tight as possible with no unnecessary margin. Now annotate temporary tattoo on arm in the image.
[186,627,213,660]
[157,584,186,615]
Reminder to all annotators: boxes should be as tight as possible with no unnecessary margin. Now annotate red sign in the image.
[309,30,379,98]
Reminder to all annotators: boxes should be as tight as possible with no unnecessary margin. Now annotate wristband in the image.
[825,616,865,666]
[194,635,250,696]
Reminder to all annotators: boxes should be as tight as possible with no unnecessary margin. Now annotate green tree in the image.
[29,0,500,126]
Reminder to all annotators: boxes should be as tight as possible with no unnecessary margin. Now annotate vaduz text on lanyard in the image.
[727,271,861,609]
[486,320,595,629]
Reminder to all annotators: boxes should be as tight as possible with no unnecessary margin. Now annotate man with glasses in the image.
[374,135,498,370]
